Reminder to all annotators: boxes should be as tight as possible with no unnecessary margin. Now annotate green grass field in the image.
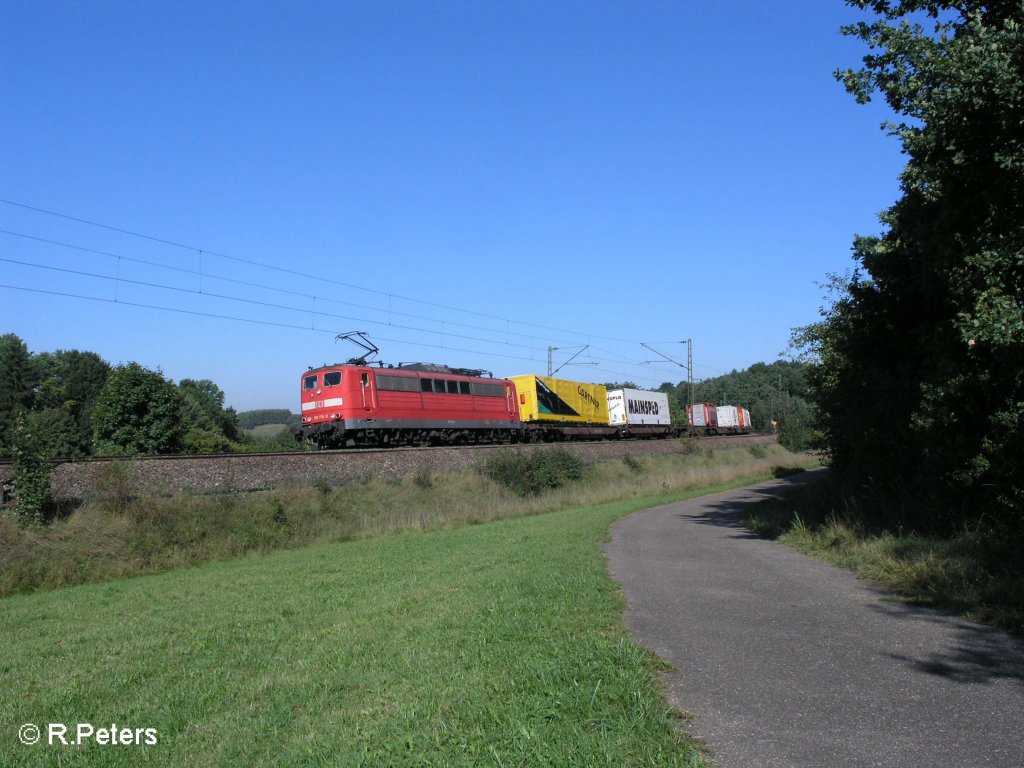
[0,477,795,767]
[1,445,816,766]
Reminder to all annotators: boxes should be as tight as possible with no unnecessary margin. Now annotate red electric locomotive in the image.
[298,362,521,448]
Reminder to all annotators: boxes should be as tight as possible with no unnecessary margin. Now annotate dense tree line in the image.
[0,333,298,460]
[797,1,1023,532]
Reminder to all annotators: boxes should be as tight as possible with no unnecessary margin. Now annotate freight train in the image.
[297,360,752,449]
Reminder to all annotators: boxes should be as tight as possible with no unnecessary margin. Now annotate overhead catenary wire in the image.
[0,200,707,385]
[0,229,690,385]
[0,228,686,372]
[0,280,667,385]
[0,252,677,385]
[0,198,649,345]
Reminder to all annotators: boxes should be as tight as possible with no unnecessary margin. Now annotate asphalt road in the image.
[605,470,1024,768]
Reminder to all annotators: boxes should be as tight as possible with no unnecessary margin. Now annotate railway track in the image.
[0,432,776,467]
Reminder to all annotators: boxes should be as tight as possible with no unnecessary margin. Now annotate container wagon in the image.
[507,374,615,440]
[607,388,675,438]
[687,402,718,435]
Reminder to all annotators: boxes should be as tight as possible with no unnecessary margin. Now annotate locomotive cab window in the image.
[323,371,342,387]
[303,375,318,390]
[447,380,459,394]
[459,381,471,395]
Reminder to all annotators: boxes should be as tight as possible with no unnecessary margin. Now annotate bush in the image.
[479,448,585,497]
[92,363,185,455]
[184,429,239,454]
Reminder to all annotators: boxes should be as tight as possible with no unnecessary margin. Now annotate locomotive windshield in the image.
[323,371,342,386]
[303,375,317,390]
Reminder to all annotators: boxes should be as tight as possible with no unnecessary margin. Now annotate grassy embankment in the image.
[742,479,1024,634]
[0,444,815,767]
[1,443,815,597]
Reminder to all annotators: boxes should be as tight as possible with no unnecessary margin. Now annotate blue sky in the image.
[1,0,903,411]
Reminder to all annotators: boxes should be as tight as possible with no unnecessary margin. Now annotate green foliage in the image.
[1,337,258,458]
[1,340,115,458]
[479,448,586,496]
[32,348,111,453]
[0,333,35,457]
[19,407,86,459]
[10,414,53,525]
[179,378,241,442]
[801,2,1024,529]
[183,428,238,454]
[92,363,186,455]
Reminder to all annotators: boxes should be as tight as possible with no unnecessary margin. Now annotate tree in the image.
[178,378,241,452]
[32,349,111,455]
[0,333,36,456]
[802,2,1024,527]
[20,408,86,459]
[92,363,186,455]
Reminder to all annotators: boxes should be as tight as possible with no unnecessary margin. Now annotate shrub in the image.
[479,448,585,497]
[184,429,239,454]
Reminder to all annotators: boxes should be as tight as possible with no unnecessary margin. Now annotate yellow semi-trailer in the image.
[507,375,611,425]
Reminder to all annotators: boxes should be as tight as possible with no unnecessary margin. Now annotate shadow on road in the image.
[676,471,828,537]
[671,472,1024,691]
[870,601,1024,689]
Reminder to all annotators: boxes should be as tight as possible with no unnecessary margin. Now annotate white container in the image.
[607,388,672,426]
[688,403,716,429]
[716,405,740,430]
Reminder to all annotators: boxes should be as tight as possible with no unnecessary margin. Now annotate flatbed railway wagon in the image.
[298,363,521,448]
[507,374,616,440]
[607,387,676,438]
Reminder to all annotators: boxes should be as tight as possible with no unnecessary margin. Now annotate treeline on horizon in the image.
[0,333,300,460]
